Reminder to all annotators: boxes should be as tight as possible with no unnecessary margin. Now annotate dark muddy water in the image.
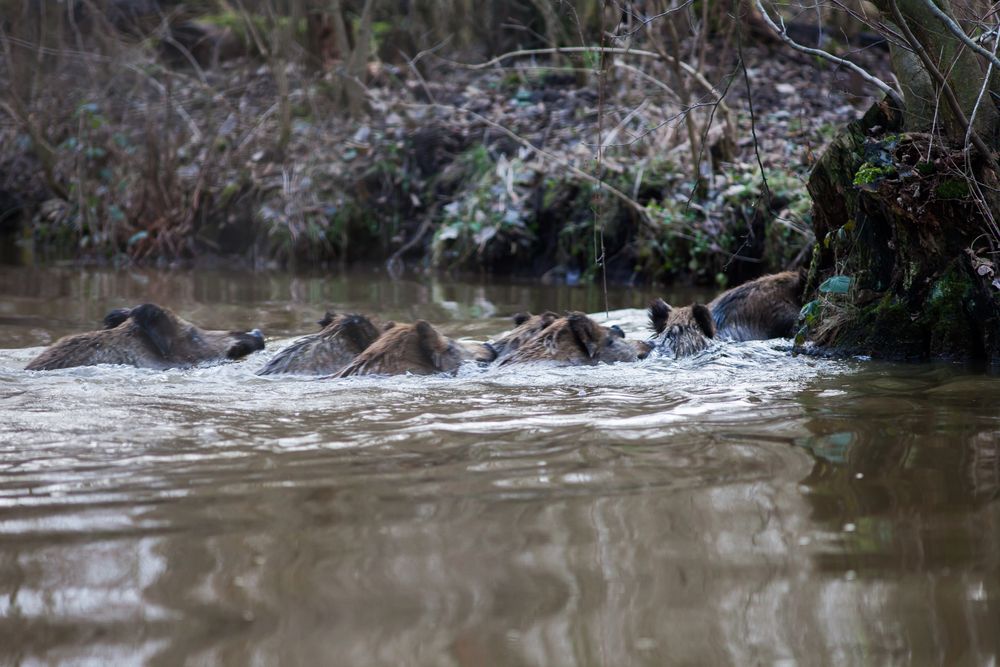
[1,266,999,666]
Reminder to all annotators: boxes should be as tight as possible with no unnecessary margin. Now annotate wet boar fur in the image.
[257,312,380,376]
[498,312,640,366]
[630,338,655,359]
[708,269,805,341]
[648,299,717,358]
[335,320,491,377]
[647,270,806,357]
[25,303,265,370]
[489,311,559,359]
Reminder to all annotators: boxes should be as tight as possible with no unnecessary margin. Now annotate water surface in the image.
[1,266,999,665]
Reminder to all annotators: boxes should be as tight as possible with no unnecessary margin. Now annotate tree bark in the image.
[799,0,1000,362]
[872,0,998,141]
[887,33,936,133]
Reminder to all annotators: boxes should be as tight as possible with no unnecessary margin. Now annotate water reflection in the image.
[793,364,1000,666]
[0,264,702,348]
[796,364,1000,531]
[124,437,817,665]
[1,267,1000,664]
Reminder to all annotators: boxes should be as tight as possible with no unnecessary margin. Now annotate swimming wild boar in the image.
[488,311,559,359]
[335,320,493,377]
[647,269,805,357]
[498,312,641,366]
[257,312,380,376]
[648,299,716,358]
[708,269,804,341]
[25,303,265,371]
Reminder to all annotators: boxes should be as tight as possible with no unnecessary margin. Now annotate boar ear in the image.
[512,312,532,326]
[317,311,336,328]
[567,313,601,358]
[632,340,654,360]
[648,298,672,334]
[413,320,447,366]
[609,324,625,339]
[692,303,716,338]
[130,303,177,358]
[459,341,495,363]
[338,314,380,352]
[102,308,131,329]
[795,266,808,286]
[477,342,498,363]
[382,320,397,332]
[540,311,558,327]
[226,330,265,359]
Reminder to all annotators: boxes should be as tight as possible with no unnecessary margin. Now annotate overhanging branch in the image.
[754,0,904,107]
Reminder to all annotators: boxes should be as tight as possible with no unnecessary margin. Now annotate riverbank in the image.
[0,29,888,286]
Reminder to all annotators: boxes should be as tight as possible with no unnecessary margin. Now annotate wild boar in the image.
[257,312,380,376]
[498,312,641,366]
[335,320,491,377]
[26,303,264,371]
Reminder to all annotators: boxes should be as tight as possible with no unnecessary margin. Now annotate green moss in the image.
[935,178,969,199]
[805,242,821,290]
[538,179,555,210]
[842,294,920,355]
[501,73,522,89]
[372,21,393,41]
[826,265,979,359]
[199,12,269,44]
[219,182,241,205]
[852,162,896,186]
[920,266,975,356]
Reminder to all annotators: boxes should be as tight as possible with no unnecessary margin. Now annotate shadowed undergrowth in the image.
[0,0,881,285]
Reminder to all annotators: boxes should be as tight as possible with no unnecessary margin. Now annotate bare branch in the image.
[888,0,1000,173]
[615,0,697,37]
[920,0,1000,72]
[443,44,735,149]
[754,0,904,107]
[966,19,1000,154]
[400,102,654,229]
[442,46,724,100]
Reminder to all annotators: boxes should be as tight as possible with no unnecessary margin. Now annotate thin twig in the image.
[725,3,769,270]
[736,14,767,198]
[920,0,1000,72]
[612,61,680,103]
[400,101,654,229]
[387,204,441,275]
[596,0,610,317]
[441,45,730,111]
[966,18,1000,156]
[601,99,650,148]
[402,50,437,104]
[616,0,697,37]
[602,100,721,148]
[156,14,208,86]
[409,36,453,66]
[136,72,203,142]
[754,0,903,106]
[889,0,1000,173]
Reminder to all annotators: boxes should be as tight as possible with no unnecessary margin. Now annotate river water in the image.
[1,265,998,665]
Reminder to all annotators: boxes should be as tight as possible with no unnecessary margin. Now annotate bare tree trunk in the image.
[344,0,374,117]
[887,34,936,132]
[873,0,998,141]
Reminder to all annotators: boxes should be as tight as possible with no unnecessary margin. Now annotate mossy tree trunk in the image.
[804,0,1000,362]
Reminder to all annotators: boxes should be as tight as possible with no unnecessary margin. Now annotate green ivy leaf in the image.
[819,275,852,294]
[127,230,149,246]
